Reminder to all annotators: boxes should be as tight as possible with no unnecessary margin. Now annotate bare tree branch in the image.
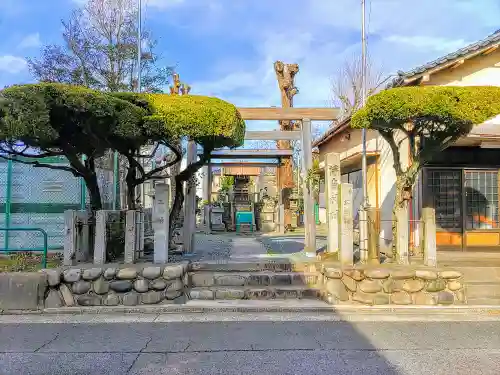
[331,53,384,120]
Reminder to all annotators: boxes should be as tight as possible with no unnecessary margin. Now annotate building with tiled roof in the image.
[315,29,500,252]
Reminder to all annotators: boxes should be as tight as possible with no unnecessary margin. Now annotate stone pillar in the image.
[325,152,340,254]
[396,208,410,265]
[153,183,170,264]
[93,210,107,265]
[183,141,197,254]
[339,183,354,266]
[75,211,90,262]
[367,207,379,264]
[202,163,212,229]
[301,118,316,252]
[358,208,368,262]
[422,207,437,267]
[63,210,76,266]
[124,210,137,264]
[279,204,285,234]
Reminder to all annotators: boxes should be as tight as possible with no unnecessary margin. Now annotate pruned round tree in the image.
[0,83,147,210]
[113,92,245,236]
[351,86,500,257]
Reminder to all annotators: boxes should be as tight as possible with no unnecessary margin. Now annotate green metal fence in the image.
[0,156,118,253]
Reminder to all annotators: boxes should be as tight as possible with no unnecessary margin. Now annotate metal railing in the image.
[0,227,48,268]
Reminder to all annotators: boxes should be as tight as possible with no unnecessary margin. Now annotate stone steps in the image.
[188,286,322,300]
[454,267,500,302]
[465,282,500,300]
[190,260,322,273]
[187,260,323,302]
[189,271,320,288]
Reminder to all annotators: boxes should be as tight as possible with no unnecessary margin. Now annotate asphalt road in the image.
[1,314,500,375]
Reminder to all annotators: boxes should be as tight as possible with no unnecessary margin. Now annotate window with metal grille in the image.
[427,170,462,230]
[465,170,499,229]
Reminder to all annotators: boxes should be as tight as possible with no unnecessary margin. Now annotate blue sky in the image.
[1,0,499,135]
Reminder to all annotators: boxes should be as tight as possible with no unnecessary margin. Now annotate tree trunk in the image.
[84,172,102,211]
[277,135,295,231]
[125,168,136,210]
[169,178,184,246]
[391,175,411,259]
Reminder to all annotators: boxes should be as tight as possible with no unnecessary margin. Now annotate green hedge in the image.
[351,86,500,130]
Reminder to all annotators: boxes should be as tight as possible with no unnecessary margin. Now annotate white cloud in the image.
[19,33,42,49]
[185,0,498,116]
[146,0,186,9]
[384,35,469,53]
[0,55,28,74]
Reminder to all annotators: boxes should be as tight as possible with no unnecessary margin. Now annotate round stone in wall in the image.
[413,292,437,305]
[45,289,63,308]
[77,294,102,306]
[166,279,184,292]
[402,279,425,293]
[323,268,343,279]
[63,269,81,283]
[391,291,412,305]
[439,270,462,279]
[447,280,462,291]
[437,291,454,305]
[72,280,91,295]
[364,269,390,279]
[359,279,382,293]
[352,291,373,305]
[116,268,138,280]
[93,278,110,295]
[373,293,390,305]
[341,276,357,292]
[344,269,364,281]
[134,279,149,293]
[103,293,120,306]
[140,291,163,304]
[426,279,446,292]
[142,266,162,280]
[163,265,184,280]
[390,270,416,280]
[110,280,133,293]
[455,289,466,303]
[122,292,139,306]
[82,268,103,281]
[59,284,75,306]
[151,279,168,291]
[164,290,183,300]
[103,268,117,280]
[415,270,438,280]
[43,270,61,287]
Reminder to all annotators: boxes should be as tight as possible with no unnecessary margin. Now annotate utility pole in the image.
[137,0,144,207]
[137,0,142,93]
[361,0,368,208]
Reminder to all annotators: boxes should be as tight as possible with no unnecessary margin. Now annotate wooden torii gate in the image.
[190,106,340,254]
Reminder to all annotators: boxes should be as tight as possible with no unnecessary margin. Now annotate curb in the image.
[4,304,500,316]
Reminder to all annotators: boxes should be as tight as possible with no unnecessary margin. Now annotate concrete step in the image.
[189,271,320,288]
[465,282,500,299]
[466,298,500,305]
[188,286,322,301]
[190,260,323,273]
[452,267,500,284]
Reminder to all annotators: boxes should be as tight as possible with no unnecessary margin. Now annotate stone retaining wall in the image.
[321,267,466,305]
[41,263,188,308]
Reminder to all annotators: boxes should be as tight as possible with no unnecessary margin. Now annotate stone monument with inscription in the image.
[210,205,226,231]
[325,153,340,254]
[339,183,354,266]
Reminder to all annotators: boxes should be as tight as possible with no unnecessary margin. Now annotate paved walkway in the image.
[175,232,328,262]
[2,317,500,374]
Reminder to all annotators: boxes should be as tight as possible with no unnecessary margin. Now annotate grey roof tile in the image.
[388,29,500,87]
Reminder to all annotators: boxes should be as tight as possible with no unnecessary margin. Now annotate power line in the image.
[361,0,368,208]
